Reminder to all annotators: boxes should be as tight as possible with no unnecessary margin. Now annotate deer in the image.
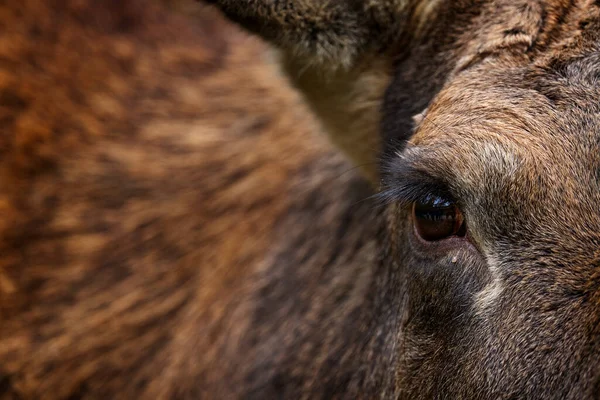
[0,0,599,398]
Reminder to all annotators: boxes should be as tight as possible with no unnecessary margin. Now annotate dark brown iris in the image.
[412,196,466,242]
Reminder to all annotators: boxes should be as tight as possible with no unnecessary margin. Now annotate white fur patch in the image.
[475,279,503,311]
[474,254,504,314]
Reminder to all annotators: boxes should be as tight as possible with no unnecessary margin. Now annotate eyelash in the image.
[379,159,457,208]
[377,183,456,209]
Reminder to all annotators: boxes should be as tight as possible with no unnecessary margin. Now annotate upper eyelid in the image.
[378,161,455,207]
[378,168,455,205]
[377,182,454,207]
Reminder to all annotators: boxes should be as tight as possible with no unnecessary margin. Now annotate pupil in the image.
[419,208,453,221]
[413,198,464,242]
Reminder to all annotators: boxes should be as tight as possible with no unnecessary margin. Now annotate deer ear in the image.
[203,0,444,184]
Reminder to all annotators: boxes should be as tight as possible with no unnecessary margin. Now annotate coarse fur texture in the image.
[2,0,600,399]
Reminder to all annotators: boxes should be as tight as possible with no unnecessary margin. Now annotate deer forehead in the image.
[401,80,600,246]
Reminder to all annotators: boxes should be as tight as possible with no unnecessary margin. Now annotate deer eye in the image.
[412,196,466,242]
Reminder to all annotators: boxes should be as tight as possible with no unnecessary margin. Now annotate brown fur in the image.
[0,1,373,397]
[3,0,600,398]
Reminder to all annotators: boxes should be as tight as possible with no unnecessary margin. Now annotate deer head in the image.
[2,0,600,398]
[204,0,600,398]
